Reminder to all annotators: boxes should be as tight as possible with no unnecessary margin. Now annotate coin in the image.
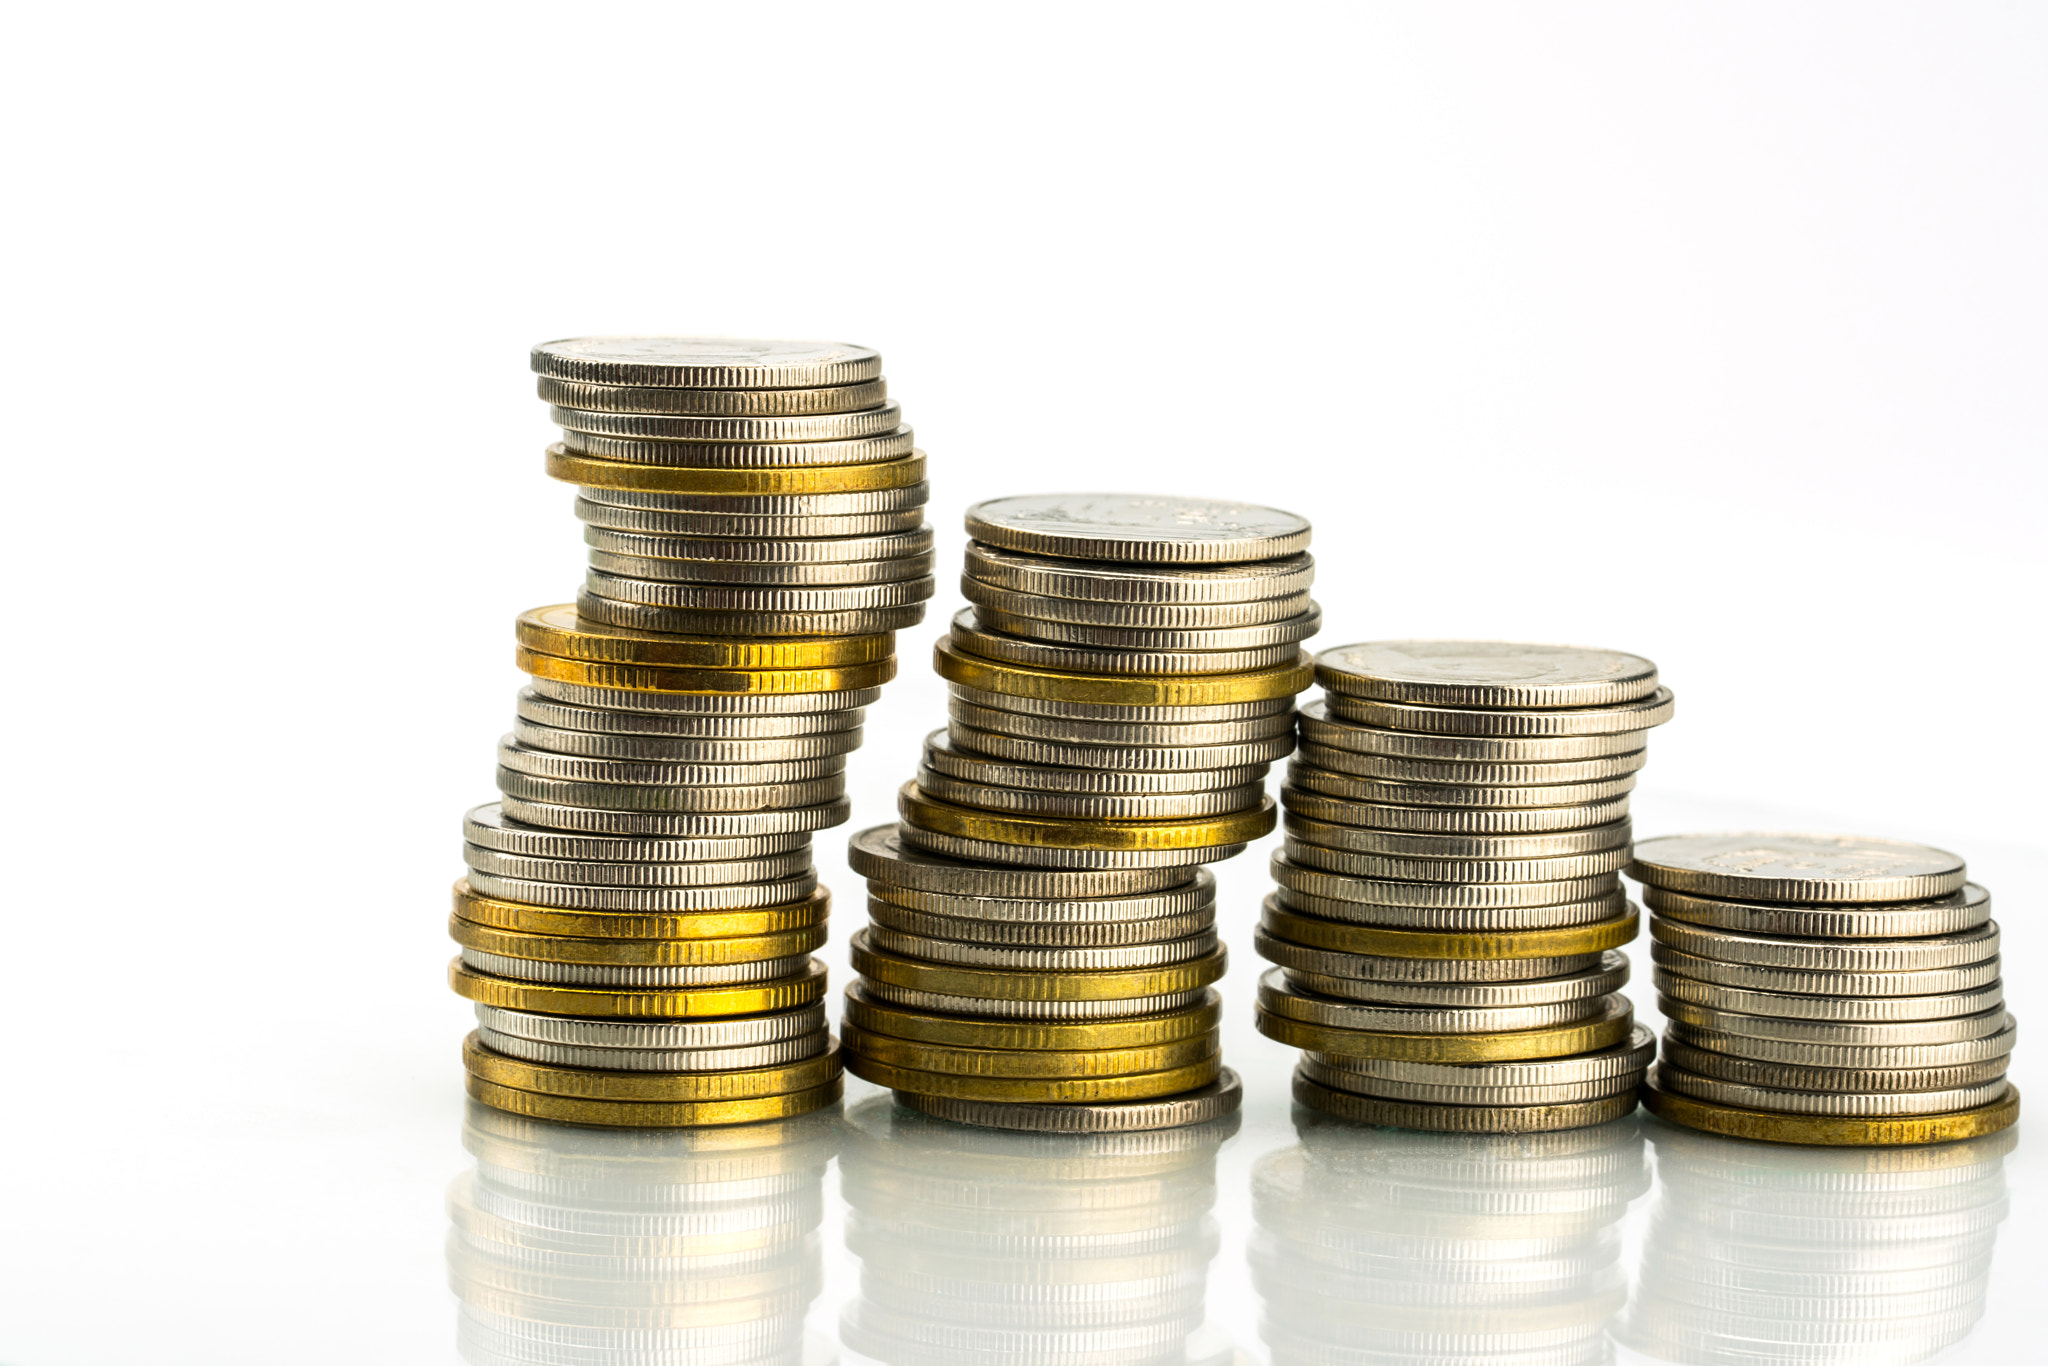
[550,401,903,443]
[1326,687,1676,738]
[453,887,828,943]
[1296,741,1648,787]
[1281,785,1633,835]
[950,608,1303,675]
[583,548,933,587]
[497,794,850,837]
[841,1020,1218,1079]
[463,1030,838,1100]
[946,722,1293,772]
[844,1050,1220,1103]
[1629,833,1968,904]
[538,375,888,415]
[1282,812,1631,859]
[450,916,823,966]
[1306,1024,1657,1089]
[1639,1070,2019,1145]
[841,983,1223,1051]
[917,770,1266,821]
[1297,700,1647,760]
[578,481,929,514]
[580,569,936,613]
[1653,967,2002,1020]
[966,494,1311,564]
[1288,761,1638,808]
[965,542,1315,604]
[516,648,897,698]
[1658,1037,2008,1095]
[1641,883,1992,939]
[846,824,1195,897]
[512,716,863,762]
[575,591,926,638]
[1297,1056,1640,1106]
[949,682,1292,723]
[1650,918,1999,973]
[869,879,1211,924]
[530,337,882,388]
[961,577,1317,632]
[494,769,845,813]
[1281,837,1630,883]
[462,842,810,887]
[867,899,1213,948]
[584,525,934,564]
[893,1068,1243,1133]
[515,688,865,733]
[1275,886,1625,932]
[512,603,894,669]
[1291,1070,1638,1132]
[1257,942,1630,1006]
[496,737,846,786]
[473,1002,828,1050]
[934,637,1313,706]
[457,947,811,987]
[1257,982,1635,1061]
[1656,997,2012,1046]
[463,804,811,861]
[1266,855,1628,916]
[865,924,1221,972]
[1315,641,1660,709]
[576,498,925,538]
[850,928,1228,1000]
[974,602,1323,649]
[900,784,1275,851]
[950,698,1294,746]
[548,444,926,493]
[477,1027,830,1074]
[858,980,1212,1022]
[1664,1018,2018,1070]
[448,957,829,1018]
[527,676,881,714]
[923,729,1266,793]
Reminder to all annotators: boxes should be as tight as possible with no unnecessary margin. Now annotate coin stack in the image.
[839,493,1321,1132]
[1632,833,2021,1145]
[838,1093,1239,1366]
[1254,1114,1648,1366]
[447,337,933,1127]
[447,1099,840,1366]
[1256,641,1675,1133]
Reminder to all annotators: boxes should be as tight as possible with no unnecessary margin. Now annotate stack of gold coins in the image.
[447,1099,840,1365]
[447,337,932,1127]
[836,1092,1240,1366]
[841,493,1320,1131]
[1632,833,2021,1145]
[1253,1114,1647,1366]
[1257,641,1675,1133]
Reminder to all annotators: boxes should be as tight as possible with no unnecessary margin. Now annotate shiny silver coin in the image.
[1270,850,1622,908]
[550,399,903,442]
[558,423,916,467]
[950,609,1303,674]
[1630,831,1968,905]
[1281,784,1633,835]
[538,374,888,415]
[1641,883,1994,940]
[1656,1063,2009,1117]
[1651,917,2000,973]
[498,794,850,837]
[1296,739,1648,785]
[898,1069,1244,1133]
[514,687,863,735]
[965,491,1311,563]
[575,496,925,538]
[922,728,1266,792]
[948,681,1293,722]
[1279,967,1616,1018]
[1315,640,1660,709]
[473,1002,829,1049]
[866,876,1213,923]
[858,979,1211,1021]
[1327,687,1677,738]
[573,590,928,638]
[973,602,1322,649]
[1650,943,2001,998]
[1309,1024,1657,1088]
[847,824,1196,897]
[1280,836,1630,883]
[1274,886,1626,931]
[896,823,1247,869]
[961,575,1316,629]
[1290,1069,1640,1134]
[1663,1018,2019,1070]
[495,768,846,813]
[947,720,1293,771]
[1298,1055,1641,1106]
[462,803,810,862]
[964,541,1314,603]
[1282,811,1631,859]
[915,768,1267,820]
[585,566,935,611]
[530,337,883,389]
[948,697,1293,745]
[461,870,817,911]
[1656,997,2012,1046]
[476,1026,830,1073]
[1258,938,1627,1001]
[576,480,928,513]
[458,948,809,987]
[1259,969,1628,1036]
[1297,699,1648,760]
[865,924,1221,971]
[511,716,862,762]
[866,899,1215,948]
[584,523,934,564]
[1659,1035,2009,1094]
[462,844,809,888]
[1288,760,1638,808]
[497,737,846,787]
[527,675,881,715]
[586,547,934,586]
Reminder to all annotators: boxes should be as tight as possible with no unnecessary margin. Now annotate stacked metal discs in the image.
[448,337,933,1127]
[1253,1115,1647,1366]
[1634,832,2021,1145]
[837,1093,1239,1366]
[1620,1121,2016,1363]
[841,493,1321,1132]
[1257,641,1676,1133]
[447,1100,839,1366]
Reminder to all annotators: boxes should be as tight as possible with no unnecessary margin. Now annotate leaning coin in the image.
[850,928,1228,1001]
[946,723,1292,772]
[950,610,1302,675]
[1296,741,1647,786]
[514,603,893,668]
[467,1074,843,1128]
[512,716,862,762]
[515,688,863,734]
[1275,887,1625,932]
[495,769,846,813]
[462,843,810,887]
[1637,1069,2019,1147]
[895,823,1246,869]
[585,568,935,613]
[867,899,1214,948]
[1656,996,2012,1045]
[1298,1057,1638,1107]
[895,1069,1243,1134]
[1663,1018,2018,1071]
[447,957,829,1018]
[1655,1064,2009,1118]
[865,924,1221,972]
[530,337,882,389]
[575,498,926,538]
[474,1002,828,1050]
[457,871,819,912]
[1650,947,2000,1001]
[462,803,811,861]
[1650,917,1999,973]
[1292,1071,1638,1133]
[575,591,926,638]
[846,824,1197,898]
[496,737,846,786]
[1283,813,1631,860]
[537,375,889,415]
[948,682,1293,723]
[841,983,1222,1051]
[1658,1037,2009,1095]
[584,524,935,564]
[1307,1024,1656,1089]
[973,602,1322,650]
[1629,832,1967,904]
[1326,688,1676,738]
[1298,700,1649,761]
[1281,786,1633,836]
[866,876,1211,923]
[1641,883,1992,939]
[583,549,933,586]
[477,1028,830,1073]
[923,729,1267,793]
[1280,837,1630,883]
[1287,762,1638,808]
[1268,851,1623,911]
[856,980,1211,1021]
[1315,641,1660,710]
[840,1021,1217,1080]
[950,698,1295,746]
[497,795,851,837]
[1256,969,1624,1036]
[966,493,1312,564]
[1257,941,1629,1005]
[916,769,1267,821]
[527,676,881,714]
[464,1032,839,1101]
[453,881,829,941]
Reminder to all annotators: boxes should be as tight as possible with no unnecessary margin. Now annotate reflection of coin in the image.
[1629,832,1966,903]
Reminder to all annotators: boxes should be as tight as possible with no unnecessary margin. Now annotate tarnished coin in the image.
[975,602,1322,650]
[1283,812,1631,860]
[841,1020,1218,1081]
[1281,836,1630,883]
[841,983,1222,1053]
[1642,883,1991,939]
[1650,917,1999,973]
[462,803,810,861]
[1315,641,1660,709]
[949,608,1302,675]
[575,590,926,638]
[473,1002,827,1050]
[458,948,810,988]
[538,375,887,414]
[895,823,1246,869]
[1292,1069,1639,1132]
[1327,688,1676,737]
[1308,1024,1656,1089]
[1296,740,1647,786]
[1638,1069,2019,1146]
[575,496,925,538]
[531,337,882,388]
[477,1027,830,1073]
[528,676,881,715]
[495,769,845,813]
[947,721,1292,772]
[948,682,1293,723]
[1630,832,1968,904]
[1298,1056,1640,1107]
[584,524,933,564]
[967,494,1311,564]
[585,567,935,613]
[512,716,862,762]
[1275,886,1625,932]
[922,729,1265,793]
[865,924,1221,972]
[498,794,850,837]
[515,687,864,735]
[1658,1036,2009,1095]
[1298,699,1648,761]
[1288,761,1638,808]
[867,898,1214,948]
[895,1068,1243,1132]
[949,697,1294,746]
[962,575,1316,628]
[847,824,1197,897]
[1281,785,1633,835]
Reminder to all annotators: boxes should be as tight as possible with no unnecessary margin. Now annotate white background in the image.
[1,3,2041,1362]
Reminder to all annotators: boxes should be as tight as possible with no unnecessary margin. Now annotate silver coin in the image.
[1279,836,1630,883]
[1269,850,1622,908]
[586,547,934,585]
[948,682,1293,723]
[923,729,1267,793]
[528,675,881,715]
[476,1026,830,1073]
[1315,640,1660,709]
[538,375,887,415]
[1651,916,1999,972]
[1656,996,2012,1046]
[499,794,850,837]
[557,422,916,468]
[1297,699,1648,760]
[585,523,934,564]
[1658,1035,2008,1094]
[1288,760,1638,808]
[1282,812,1631,859]
[1258,940,1628,1003]
[1291,1070,1641,1135]
[867,899,1215,948]
[1327,687,1677,738]
[961,575,1317,629]
[512,716,863,762]
[897,823,1248,869]
[867,877,1214,923]
[967,492,1311,564]
[574,590,926,638]
[1308,1024,1657,1088]
[949,697,1294,746]
[461,870,817,911]
[585,567,935,610]
[462,844,810,888]
[847,824,1196,898]
[515,687,864,735]
[550,399,902,443]
[899,1069,1244,1132]
[1296,739,1648,786]
[576,480,928,514]
[1631,832,1970,905]
[947,721,1293,772]
[497,737,845,786]
[1278,968,1615,1018]
[575,497,926,538]
[865,924,1221,972]
[1650,943,2001,998]
[964,541,1314,603]
[1298,1056,1640,1106]
[1663,1018,2018,1070]
[858,979,1211,1020]
[950,609,1303,674]
[475,1002,828,1049]
[973,602,1323,650]
[1656,1063,2009,1117]
[458,948,809,987]
[1275,886,1625,931]
[1259,969,1631,1036]
[495,769,845,812]
[914,771,1267,821]
[530,337,883,389]
[1641,882,1993,939]
[1282,784,1633,835]
[463,804,811,861]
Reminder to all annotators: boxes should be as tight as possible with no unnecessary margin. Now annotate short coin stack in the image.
[842,493,1321,1131]
[448,337,933,1127]
[1633,833,2021,1145]
[1258,641,1675,1133]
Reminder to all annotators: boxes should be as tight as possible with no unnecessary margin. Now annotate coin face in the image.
[965,493,1311,563]
[1630,833,1967,904]
[530,336,881,387]
[1316,641,1660,708]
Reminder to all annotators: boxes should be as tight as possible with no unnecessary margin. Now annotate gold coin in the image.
[448,915,825,966]
[1260,902,1640,960]
[466,1074,843,1128]
[547,444,928,494]
[932,637,1313,706]
[1256,996,1636,1062]
[447,957,827,1018]
[516,647,896,696]
[850,928,1227,1001]
[842,1050,1220,1103]
[900,783,1275,851]
[1640,1070,2020,1145]
[841,983,1222,1051]
[516,604,892,669]
[463,1031,839,1101]
[452,880,829,941]
[840,1019,1218,1079]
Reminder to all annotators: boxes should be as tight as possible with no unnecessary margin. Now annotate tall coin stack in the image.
[1632,833,2021,1145]
[842,493,1321,1132]
[448,337,934,1127]
[1257,641,1674,1133]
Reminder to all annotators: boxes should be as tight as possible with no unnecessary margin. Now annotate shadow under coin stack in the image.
[1258,641,1674,1133]
[842,493,1321,1132]
[447,1099,841,1366]
[1632,833,2020,1145]
[447,336,935,1128]
[837,1093,1239,1366]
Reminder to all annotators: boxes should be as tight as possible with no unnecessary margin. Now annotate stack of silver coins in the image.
[1620,1121,2016,1362]
[1253,1115,1648,1366]
[447,1100,840,1366]
[1257,641,1674,1133]
[837,1093,1239,1366]
[841,493,1322,1132]
[1634,833,2021,1146]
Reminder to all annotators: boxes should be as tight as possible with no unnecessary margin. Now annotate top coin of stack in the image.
[533,336,936,637]
[1259,641,1675,1133]
[1633,832,2020,1146]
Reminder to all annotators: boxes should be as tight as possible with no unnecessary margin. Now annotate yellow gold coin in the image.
[842,1050,1220,1103]
[516,604,893,669]
[516,647,896,696]
[463,1031,839,1102]
[899,784,1275,851]
[1256,996,1635,1062]
[840,1020,1218,1079]
[841,983,1222,1051]
[449,915,825,966]
[1641,1072,2020,1146]
[1260,903,1640,960]
[448,957,827,1018]
[851,929,1227,1001]
[933,637,1313,706]
[466,1074,843,1128]
[453,881,829,941]
[547,444,929,494]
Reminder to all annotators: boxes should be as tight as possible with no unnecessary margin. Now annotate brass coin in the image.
[462,1031,839,1101]
[849,928,1227,1001]
[842,1051,1221,1103]
[933,637,1313,706]
[1640,1069,2020,1146]
[515,647,896,696]
[446,957,828,1018]
[899,783,1275,852]
[839,1020,1218,1080]
[452,880,829,941]
[448,915,825,966]
[840,982,1222,1051]
[1259,900,1639,960]
[547,444,926,493]
[1257,990,1636,1062]
[466,1074,843,1128]
[515,604,892,668]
